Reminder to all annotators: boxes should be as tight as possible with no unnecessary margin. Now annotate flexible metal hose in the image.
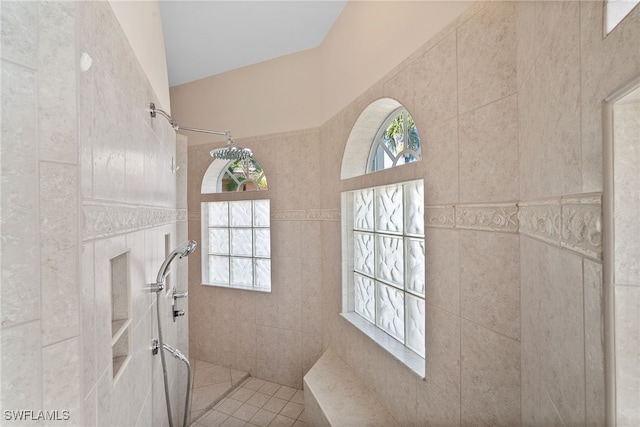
[162,343,192,427]
[156,293,174,427]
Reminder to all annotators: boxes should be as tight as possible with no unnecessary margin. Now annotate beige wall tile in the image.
[40,162,79,346]
[302,332,324,374]
[82,243,97,397]
[425,228,460,314]
[583,260,605,426]
[382,63,414,114]
[1,321,42,419]
[1,61,40,327]
[412,32,458,128]
[461,320,520,426]
[0,1,38,66]
[459,95,519,203]
[615,285,640,426]
[520,236,546,426]
[43,338,81,419]
[422,117,459,205]
[538,245,586,425]
[382,358,418,427]
[457,2,516,114]
[518,1,581,200]
[271,221,301,259]
[416,379,461,426]
[460,231,520,340]
[38,1,77,164]
[515,0,535,91]
[426,305,460,397]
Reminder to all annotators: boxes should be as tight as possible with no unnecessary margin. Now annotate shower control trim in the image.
[172,288,188,322]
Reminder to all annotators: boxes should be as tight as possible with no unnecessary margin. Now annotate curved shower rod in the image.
[148,102,234,143]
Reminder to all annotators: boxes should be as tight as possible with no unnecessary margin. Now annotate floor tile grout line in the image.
[191,371,251,426]
[189,361,306,426]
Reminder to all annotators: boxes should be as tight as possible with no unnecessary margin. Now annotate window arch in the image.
[340,98,426,374]
[200,155,272,292]
[201,157,268,194]
[341,98,422,179]
[368,107,421,172]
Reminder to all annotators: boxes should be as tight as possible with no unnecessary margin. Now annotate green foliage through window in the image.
[222,158,268,192]
[369,108,421,172]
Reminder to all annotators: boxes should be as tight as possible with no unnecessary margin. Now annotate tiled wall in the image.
[184,2,639,425]
[318,2,639,426]
[187,129,325,389]
[79,2,189,427]
[2,2,189,426]
[1,2,82,424]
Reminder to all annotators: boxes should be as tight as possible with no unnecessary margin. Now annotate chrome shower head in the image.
[179,240,197,258]
[210,144,253,161]
[153,240,197,290]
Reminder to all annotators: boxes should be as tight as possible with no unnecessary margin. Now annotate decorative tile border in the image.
[186,208,340,222]
[425,193,602,260]
[518,198,561,245]
[272,210,307,221]
[83,202,179,241]
[455,203,518,233]
[425,206,455,228]
[561,195,602,260]
[271,209,341,221]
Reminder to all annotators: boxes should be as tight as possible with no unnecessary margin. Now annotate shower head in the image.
[209,143,253,161]
[154,240,197,290]
[148,102,234,144]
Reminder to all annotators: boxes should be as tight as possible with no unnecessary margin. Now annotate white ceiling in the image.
[159,1,347,87]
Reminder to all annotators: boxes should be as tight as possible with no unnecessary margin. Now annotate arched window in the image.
[201,157,268,194]
[341,98,422,179]
[341,99,426,373]
[200,156,271,292]
[368,107,421,172]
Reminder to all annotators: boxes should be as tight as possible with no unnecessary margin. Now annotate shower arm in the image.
[149,103,233,141]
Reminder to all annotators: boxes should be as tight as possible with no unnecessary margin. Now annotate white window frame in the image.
[201,199,272,292]
[367,107,422,173]
[341,180,426,377]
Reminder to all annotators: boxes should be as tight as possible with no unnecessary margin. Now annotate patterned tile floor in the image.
[189,360,306,427]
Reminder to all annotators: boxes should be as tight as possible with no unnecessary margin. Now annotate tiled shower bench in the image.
[303,348,399,427]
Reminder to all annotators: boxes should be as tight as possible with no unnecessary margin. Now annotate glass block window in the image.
[350,180,425,357]
[368,108,421,173]
[201,200,271,292]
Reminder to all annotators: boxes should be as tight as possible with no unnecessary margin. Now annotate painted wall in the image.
[1,1,188,426]
[171,49,323,146]
[318,0,472,120]
[183,1,640,425]
[170,0,472,143]
[109,0,171,112]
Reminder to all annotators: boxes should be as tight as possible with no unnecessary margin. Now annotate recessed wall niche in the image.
[110,251,131,379]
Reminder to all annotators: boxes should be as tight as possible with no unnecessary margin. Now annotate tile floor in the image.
[189,360,306,427]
